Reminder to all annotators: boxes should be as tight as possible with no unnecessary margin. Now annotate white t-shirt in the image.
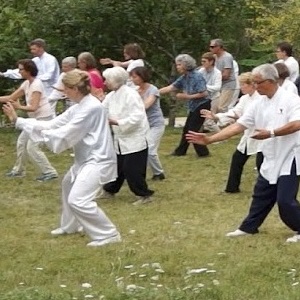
[20,78,52,119]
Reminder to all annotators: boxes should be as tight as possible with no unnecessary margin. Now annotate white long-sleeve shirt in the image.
[238,87,300,184]
[216,91,263,155]
[198,67,222,100]
[102,85,149,155]
[15,94,117,184]
[3,52,60,96]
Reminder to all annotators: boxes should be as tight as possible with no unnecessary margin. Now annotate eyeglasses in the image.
[209,45,217,48]
[253,79,270,85]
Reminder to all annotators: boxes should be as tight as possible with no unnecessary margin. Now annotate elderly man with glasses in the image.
[186,63,300,243]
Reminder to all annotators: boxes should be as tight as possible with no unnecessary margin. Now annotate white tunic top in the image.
[217,91,263,155]
[15,94,117,184]
[281,79,298,95]
[102,85,149,155]
[237,87,300,184]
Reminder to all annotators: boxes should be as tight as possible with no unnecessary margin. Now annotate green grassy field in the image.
[1,127,300,300]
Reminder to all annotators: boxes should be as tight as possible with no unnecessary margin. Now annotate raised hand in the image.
[2,102,18,123]
[200,109,214,119]
[185,130,210,145]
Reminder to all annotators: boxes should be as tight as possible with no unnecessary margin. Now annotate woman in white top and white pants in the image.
[0,59,57,181]
[3,70,121,247]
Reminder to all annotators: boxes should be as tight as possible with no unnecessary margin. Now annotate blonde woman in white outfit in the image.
[3,70,121,247]
[0,59,57,181]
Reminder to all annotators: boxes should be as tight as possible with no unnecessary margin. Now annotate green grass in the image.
[1,127,300,300]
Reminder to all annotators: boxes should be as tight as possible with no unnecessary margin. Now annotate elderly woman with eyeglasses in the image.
[3,69,121,247]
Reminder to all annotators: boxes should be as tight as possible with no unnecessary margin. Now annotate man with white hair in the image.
[0,38,60,97]
[186,63,300,243]
[47,56,77,116]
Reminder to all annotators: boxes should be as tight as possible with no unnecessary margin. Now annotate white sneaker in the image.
[226,229,249,237]
[286,234,300,243]
[51,228,65,236]
[87,233,121,247]
[133,196,153,205]
[51,227,83,236]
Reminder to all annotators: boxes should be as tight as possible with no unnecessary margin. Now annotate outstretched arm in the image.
[186,122,246,145]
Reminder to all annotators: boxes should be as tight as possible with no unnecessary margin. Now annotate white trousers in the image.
[12,129,57,175]
[59,164,119,241]
[147,125,165,175]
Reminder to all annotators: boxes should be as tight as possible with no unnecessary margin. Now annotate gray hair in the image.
[211,38,224,48]
[102,66,129,90]
[62,56,77,68]
[252,63,279,81]
[175,54,197,71]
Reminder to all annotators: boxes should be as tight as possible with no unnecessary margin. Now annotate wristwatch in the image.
[269,129,275,138]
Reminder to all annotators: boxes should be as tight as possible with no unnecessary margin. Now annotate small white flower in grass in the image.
[130,272,137,276]
[151,263,162,269]
[173,221,182,225]
[35,267,43,270]
[60,285,67,288]
[196,283,205,288]
[19,282,25,285]
[217,252,226,256]
[124,265,134,269]
[151,275,159,281]
[99,296,105,300]
[84,295,94,299]
[115,277,124,282]
[187,268,207,274]
[155,269,165,273]
[139,274,147,278]
[82,283,92,288]
[126,284,137,291]
[141,263,149,268]
[213,279,220,285]
[206,270,217,273]
[157,284,163,288]
[292,282,299,286]
[290,269,296,272]
[182,285,192,290]
[129,229,136,234]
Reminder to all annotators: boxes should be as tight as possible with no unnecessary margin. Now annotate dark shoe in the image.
[152,173,165,181]
[196,154,210,158]
[170,151,186,156]
[36,173,58,182]
[224,189,241,193]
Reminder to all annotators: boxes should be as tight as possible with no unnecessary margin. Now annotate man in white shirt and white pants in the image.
[186,63,300,243]
[0,38,60,98]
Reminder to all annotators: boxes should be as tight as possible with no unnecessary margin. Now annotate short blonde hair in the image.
[238,72,253,84]
[62,69,91,95]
